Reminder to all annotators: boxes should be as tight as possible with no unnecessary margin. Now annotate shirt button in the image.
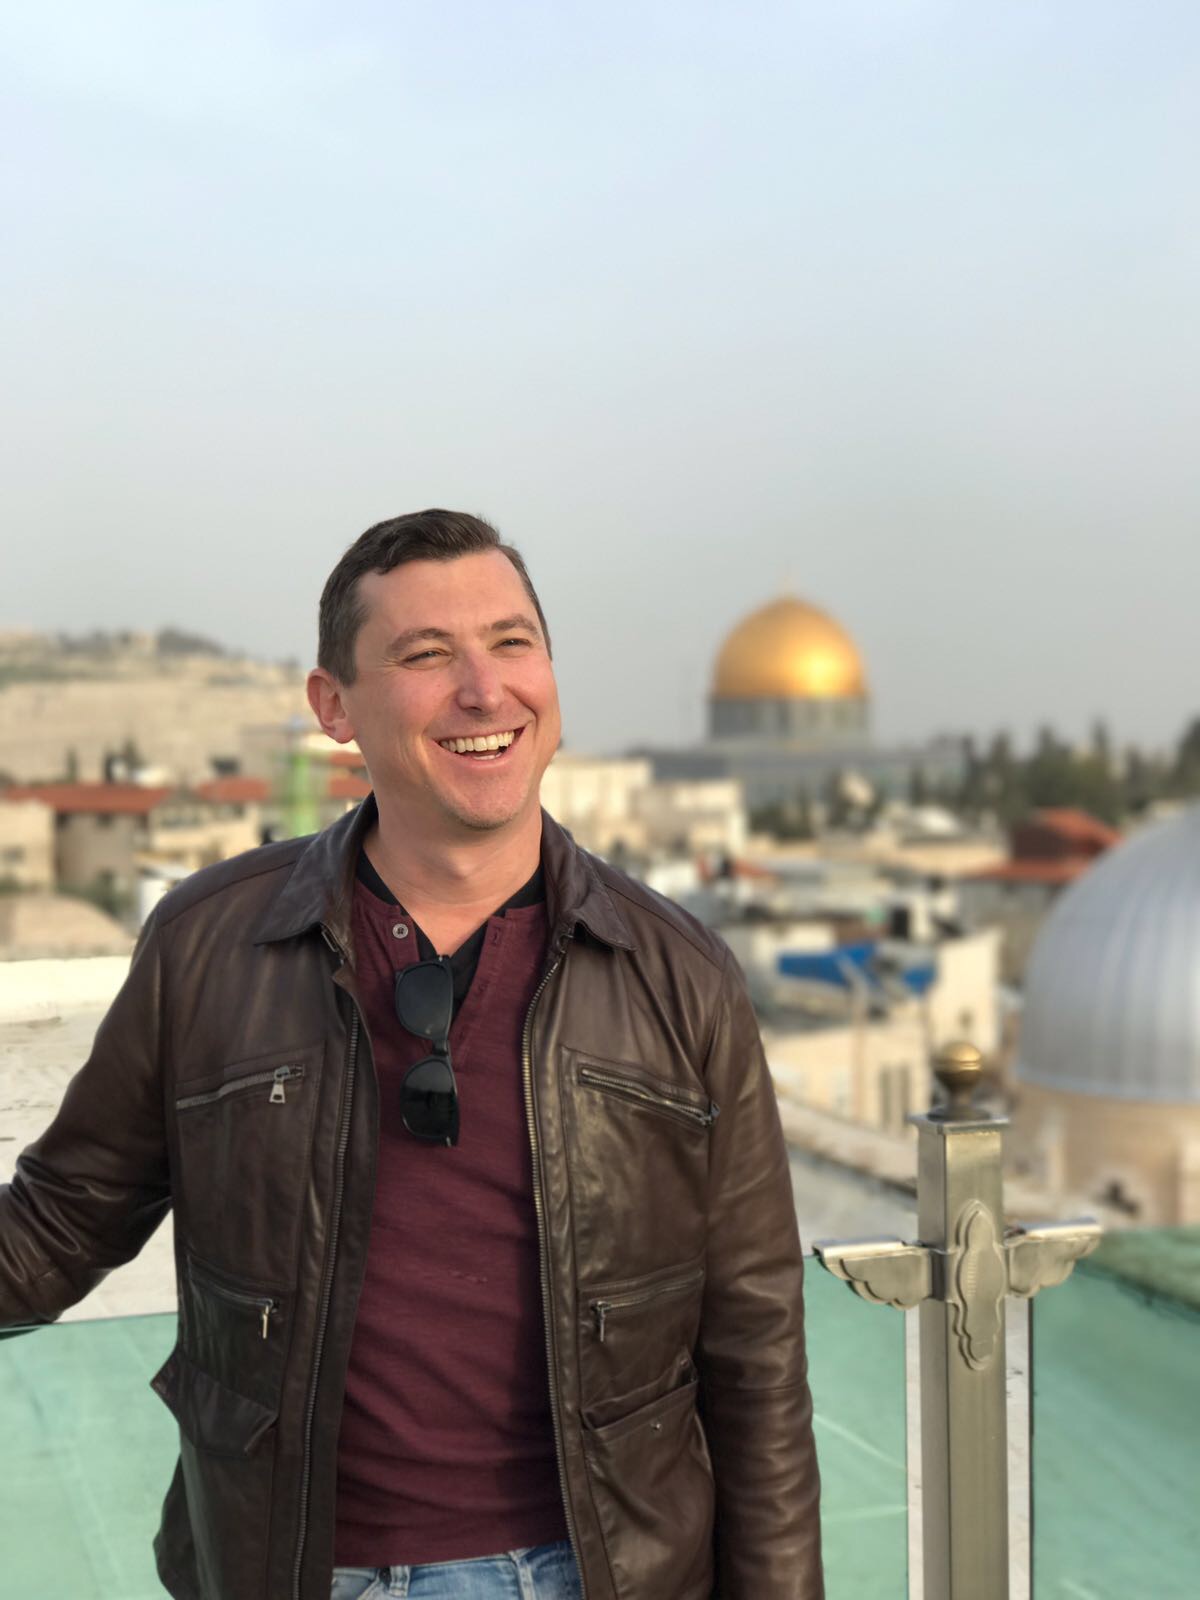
[391,922,409,939]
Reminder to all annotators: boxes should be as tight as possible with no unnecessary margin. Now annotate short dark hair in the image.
[317,509,551,684]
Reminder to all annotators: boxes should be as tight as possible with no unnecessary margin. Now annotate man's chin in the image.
[448,809,513,833]
[438,791,534,835]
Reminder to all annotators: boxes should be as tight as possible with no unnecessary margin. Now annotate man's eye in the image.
[404,649,446,664]
[498,636,532,649]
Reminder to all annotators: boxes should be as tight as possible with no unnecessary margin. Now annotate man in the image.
[0,510,823,1600]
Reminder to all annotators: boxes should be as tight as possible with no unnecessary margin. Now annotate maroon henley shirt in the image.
[333,866,568,1564]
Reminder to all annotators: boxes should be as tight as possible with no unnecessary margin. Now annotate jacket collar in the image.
[253,794,634,954]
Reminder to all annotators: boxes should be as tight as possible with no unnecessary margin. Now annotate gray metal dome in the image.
[1017,805,1200,1102]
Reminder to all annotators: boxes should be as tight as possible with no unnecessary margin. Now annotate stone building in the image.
[1013,803,1200,1224]
[538,751,746,860]
[0,783,263,909]
[0,797,55,890]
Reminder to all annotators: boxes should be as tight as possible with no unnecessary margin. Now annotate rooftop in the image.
[2,782,175,815]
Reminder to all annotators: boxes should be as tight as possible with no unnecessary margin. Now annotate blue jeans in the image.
[330,1541,582,1599]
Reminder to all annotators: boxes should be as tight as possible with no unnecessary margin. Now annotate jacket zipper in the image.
[175,1062,305,1112]
[189,1263,280,1340]
[590,1267,705,1344]
[522,944,589,1600]
[577,1065,718,1130]
[292,930,359,1600]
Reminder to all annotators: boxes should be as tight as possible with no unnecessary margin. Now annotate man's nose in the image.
[454,652,504,713]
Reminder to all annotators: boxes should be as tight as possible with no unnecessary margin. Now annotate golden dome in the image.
[712,596,868,700]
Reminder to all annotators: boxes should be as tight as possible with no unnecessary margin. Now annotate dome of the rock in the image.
[711,597,868,700]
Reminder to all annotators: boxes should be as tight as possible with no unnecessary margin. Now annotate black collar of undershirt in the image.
[356,849,545,1012]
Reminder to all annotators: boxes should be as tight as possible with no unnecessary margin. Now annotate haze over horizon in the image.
[4,3,1198,761]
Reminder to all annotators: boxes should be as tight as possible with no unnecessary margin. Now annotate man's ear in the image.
[307,668,356,744]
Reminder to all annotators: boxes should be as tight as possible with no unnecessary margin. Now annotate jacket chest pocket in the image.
[565,1053,715,1286]
[172,1043,323,1286]
[576,1062,718,1132]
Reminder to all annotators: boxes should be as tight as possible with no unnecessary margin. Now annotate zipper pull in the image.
[592,1301,609,1343]
[270,1064,301,1104]
[260,1301,274,1339]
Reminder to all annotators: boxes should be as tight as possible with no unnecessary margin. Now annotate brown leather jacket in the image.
[0,800,822,1600]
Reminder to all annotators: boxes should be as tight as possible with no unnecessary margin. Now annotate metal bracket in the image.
[812,1237,933,1310]
[1004,1218,1102,1298]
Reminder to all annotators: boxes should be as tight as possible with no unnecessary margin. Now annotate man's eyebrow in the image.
[488,614,541,637]
[384,627,454,655]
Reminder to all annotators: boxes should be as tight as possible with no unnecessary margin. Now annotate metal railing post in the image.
[812,1041,1101,1600]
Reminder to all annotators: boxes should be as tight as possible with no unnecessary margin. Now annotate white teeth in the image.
[438,729,518,754]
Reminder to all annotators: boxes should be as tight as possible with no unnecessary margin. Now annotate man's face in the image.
[326,550,561,837]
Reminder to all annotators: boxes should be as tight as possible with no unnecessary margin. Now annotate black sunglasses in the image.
[394,956,459,1147]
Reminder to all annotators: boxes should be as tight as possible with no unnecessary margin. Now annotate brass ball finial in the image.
[933,1040,983,1119]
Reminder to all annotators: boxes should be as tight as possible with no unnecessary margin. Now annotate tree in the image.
[954,735,990,820]
[1090,718,1113,773]
[982,730,1025,825]
[1170,716,1200,797]
[103,737,147,783]
[1025,737,1121,823]
[748,792,816,842]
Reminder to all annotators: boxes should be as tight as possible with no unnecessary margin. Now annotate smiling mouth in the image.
[435,727,524,761]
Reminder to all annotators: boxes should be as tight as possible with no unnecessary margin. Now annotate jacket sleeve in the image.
[0,910,171,1333]
[697,944,823,1599]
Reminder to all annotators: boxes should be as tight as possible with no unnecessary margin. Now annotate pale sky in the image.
[3,2,1198,758]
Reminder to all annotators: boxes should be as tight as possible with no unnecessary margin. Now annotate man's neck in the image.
[363,799,543,955]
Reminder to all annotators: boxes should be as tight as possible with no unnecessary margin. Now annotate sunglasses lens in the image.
[395,959,454,1040]
[401,1056,459,1145]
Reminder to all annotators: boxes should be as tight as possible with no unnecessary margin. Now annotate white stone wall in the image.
[765,1009,932,1131]
[0,955,132,1021]
[541,753,749,861]
[0,800,54,889]
[633,778,747,857]
[1014,1079,1200,1226]
[923,927,1002,1054]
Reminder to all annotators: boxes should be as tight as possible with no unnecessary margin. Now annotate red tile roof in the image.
[1,782,175,816]
[329,774,372,801]
[195,777,270,805]
[1026,808,1120,849]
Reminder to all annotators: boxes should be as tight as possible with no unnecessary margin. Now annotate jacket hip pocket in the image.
[581,1375,715,1600]
[151,1347,277,1600]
